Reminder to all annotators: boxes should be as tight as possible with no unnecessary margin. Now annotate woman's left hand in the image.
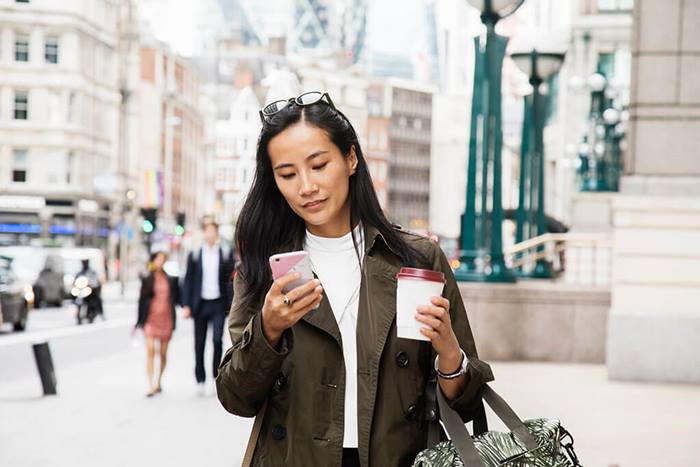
[416,297,462,369]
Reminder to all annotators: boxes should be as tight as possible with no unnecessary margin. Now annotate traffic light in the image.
[140,208,157,234]
[175,211,186,236]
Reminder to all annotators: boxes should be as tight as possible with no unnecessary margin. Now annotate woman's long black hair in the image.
[235,98,426,310]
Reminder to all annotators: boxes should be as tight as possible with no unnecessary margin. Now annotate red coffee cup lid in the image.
[396,267,445,283]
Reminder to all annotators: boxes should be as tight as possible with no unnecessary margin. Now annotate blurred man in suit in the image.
[182,217,235,395]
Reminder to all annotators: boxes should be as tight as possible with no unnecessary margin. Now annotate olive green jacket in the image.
[216,225,494,467]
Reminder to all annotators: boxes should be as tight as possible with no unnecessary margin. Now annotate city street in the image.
[1,0,698,466]
[0,282,249,467]
[2,283,698,467]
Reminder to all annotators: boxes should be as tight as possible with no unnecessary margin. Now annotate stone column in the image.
[607,0,700,383]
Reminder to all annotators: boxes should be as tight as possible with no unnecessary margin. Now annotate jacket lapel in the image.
[300,224,401,351]
[356,224,402,463]
[301,270,341,344]
[197,247,204,279]
[362,224,401,366]
[301,292,341,344]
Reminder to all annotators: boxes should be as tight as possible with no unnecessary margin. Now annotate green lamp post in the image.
[602,107,622,191]
[577,71,625,192]
[455,0,525,283]
[511,49,565,278]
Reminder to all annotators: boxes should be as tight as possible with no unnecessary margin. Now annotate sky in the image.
[139,0,225,56]
[138,0,432,59]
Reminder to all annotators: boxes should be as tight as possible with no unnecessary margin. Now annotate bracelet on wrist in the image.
[434,349,468,380]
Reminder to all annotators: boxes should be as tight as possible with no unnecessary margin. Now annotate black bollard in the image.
[32,342,57,395]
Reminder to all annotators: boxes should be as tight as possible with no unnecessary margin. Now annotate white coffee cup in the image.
[396,267,446,341]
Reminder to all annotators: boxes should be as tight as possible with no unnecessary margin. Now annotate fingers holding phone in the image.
[262,252,322,347]
[286,276,324,313]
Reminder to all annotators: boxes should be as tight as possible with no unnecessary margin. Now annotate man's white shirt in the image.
[201,243,221,300]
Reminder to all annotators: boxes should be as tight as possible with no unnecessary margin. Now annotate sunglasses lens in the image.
[263,100,289,116]
[296,92,323,106]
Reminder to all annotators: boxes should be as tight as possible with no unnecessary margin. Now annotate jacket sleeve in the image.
[136,276,149,328]
[181,252,193,308]
[172,275,182,307]
[431,242,494,423]
[215,272,294,417]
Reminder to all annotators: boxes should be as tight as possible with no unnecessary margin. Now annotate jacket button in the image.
[274,374,287,391]
[405,404,418,421]
[395,351,409,368]
[271,424,286,441]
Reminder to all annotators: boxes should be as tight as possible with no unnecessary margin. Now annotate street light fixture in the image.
[456,0,525,282]
[587,72,606,92]
[466,0,525,18]
[510,48,565,278]
[577,70,625,192]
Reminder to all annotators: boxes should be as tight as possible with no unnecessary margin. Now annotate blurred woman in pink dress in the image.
[135,251,181,397]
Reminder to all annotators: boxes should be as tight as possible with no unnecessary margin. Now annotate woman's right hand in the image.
[261,273,323,348]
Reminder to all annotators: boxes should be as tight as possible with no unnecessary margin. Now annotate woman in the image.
[136,251,180,397]
[216,92,494,466]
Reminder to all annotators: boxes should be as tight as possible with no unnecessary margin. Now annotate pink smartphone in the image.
[269,251,315,294]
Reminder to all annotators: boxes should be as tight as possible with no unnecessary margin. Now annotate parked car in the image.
[0,255,33,332]
[0,246,107,304]
[0,246,46,286]
[33,254,65,307]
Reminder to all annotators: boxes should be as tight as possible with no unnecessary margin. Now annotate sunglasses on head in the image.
[259,91,335,124]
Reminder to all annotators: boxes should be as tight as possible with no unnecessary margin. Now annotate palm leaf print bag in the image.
[412,382,583,467]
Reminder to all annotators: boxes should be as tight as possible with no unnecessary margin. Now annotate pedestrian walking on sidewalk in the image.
[215,92,493,467]
[135,251,181,397]
[181,218,235,395]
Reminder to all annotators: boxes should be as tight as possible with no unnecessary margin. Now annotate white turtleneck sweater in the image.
[304,223,364,448]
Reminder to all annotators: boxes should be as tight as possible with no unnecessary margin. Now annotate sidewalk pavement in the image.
[1,322,697,467]
[0,320,249,467]
[485,362,698,467]
[101,280,141,303]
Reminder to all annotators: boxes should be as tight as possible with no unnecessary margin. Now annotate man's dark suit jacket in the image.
[181,245,235,316]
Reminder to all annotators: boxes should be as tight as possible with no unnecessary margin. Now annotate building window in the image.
[597,0,633,12]
[15,34,29,62]
[12,149,28,183]
[379,163,387,181]
[14,90,29,120]
[45,37,59,64]
[67,92,77,123]
[598,52,615,79]
[66,152,75,184]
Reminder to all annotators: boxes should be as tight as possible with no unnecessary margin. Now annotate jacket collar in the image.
[363,223,402,258]
[299,223,402,345]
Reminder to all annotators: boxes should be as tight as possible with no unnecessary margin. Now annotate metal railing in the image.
[503,232,613,286]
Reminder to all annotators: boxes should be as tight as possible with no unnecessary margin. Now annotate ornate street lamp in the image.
[577,71,625,192]
[456,0,525,282]
[511,49,565,278]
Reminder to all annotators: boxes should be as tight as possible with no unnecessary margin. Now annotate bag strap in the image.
[241,400,268,467]
[481,386,537,451]
[436,386,483,466]
[436,384,539,467]
[426,375,440,447]
[425,344,489,447]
